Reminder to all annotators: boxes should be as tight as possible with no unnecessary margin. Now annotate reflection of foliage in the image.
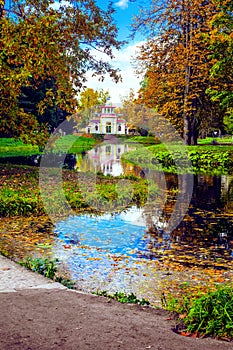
[140,173,233,268]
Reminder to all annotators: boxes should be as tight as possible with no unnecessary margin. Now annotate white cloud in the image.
[50,1,71,10]
[115,0,129,10]
[83,41,145,104]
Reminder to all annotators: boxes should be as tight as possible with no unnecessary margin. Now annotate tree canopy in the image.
[131,0,233,144]
[206,0,233,115]
[0,0,124,143]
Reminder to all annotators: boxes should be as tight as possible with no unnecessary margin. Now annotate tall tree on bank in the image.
[206,0,233,120]
[132,0,224,144]
[0,0,123,143]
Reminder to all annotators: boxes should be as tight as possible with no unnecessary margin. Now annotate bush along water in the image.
[19,257,58,279]
[122,145,233,175]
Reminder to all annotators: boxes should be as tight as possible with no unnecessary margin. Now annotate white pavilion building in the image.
[86,104,128,135]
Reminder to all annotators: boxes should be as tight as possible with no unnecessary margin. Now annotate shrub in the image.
[162,284,233,340]
[184,285,233,339]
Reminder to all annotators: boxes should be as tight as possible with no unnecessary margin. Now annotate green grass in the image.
[162,284,233,340]
[0,138,40,157]
[0,164,157,217]
[198,136,233,145]
[52,135,97,153]
[122,144,233,175]
[1,135,232,159]
[19,257,75,289]
[0,135,99,158]
[93,290,150,306]
[126,135,160,145]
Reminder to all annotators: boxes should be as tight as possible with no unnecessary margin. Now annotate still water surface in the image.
[49,143,233,301]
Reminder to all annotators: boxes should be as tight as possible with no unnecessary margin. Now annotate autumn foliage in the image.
[0,0,124,143]
[132,0,233,144]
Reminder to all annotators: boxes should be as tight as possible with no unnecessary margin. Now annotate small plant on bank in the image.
[19,257,58,279]
[184,285,233,339]
[19,257,75,289]
[161,284,233,340]
[55,276,76,289]
[93,290,150,306]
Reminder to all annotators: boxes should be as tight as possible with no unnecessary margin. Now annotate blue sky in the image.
[85,0,150,104]
[96,0,145,41]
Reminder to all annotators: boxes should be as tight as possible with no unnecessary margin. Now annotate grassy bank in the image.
[122,144,233,175]
[0,138,40,157]
[162,283,233,340]
[0,135,99,158]
[0,164,157,217]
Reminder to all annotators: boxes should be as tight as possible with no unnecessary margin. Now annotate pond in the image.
[1,141,233,305]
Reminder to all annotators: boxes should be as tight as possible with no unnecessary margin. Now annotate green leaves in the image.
[184,285,233,339]
[123,144,233,175]
[19,257,58,279]
[93,290,150,306]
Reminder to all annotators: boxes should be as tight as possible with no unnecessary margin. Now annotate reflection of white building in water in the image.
[78,143,130,176]
[86,104,128,135]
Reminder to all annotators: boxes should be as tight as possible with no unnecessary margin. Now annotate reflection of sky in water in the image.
[53,207,153,293]
[54,207,147,257]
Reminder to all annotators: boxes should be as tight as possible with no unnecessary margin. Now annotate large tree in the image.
[206,0,233,118]
[0,0,124,143]
[132,0,225,144]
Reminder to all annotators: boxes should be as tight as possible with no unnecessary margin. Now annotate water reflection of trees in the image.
[137,172,233,263]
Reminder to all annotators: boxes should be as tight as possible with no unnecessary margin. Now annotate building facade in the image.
[86,105,128,135]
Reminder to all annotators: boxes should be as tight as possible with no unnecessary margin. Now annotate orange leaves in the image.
[132,0,226,144]
[1,0,124,141]
[63,245,72,249]
[179,330,199,338]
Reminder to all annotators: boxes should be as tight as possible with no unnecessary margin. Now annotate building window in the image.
[95,125,98,131]
[87,127,90,134]
[106,122,111,133]
[118,125,122,132]
[106,145,111,154]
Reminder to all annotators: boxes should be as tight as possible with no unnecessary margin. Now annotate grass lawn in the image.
[0,135,99,158]
[198,135,233,145]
